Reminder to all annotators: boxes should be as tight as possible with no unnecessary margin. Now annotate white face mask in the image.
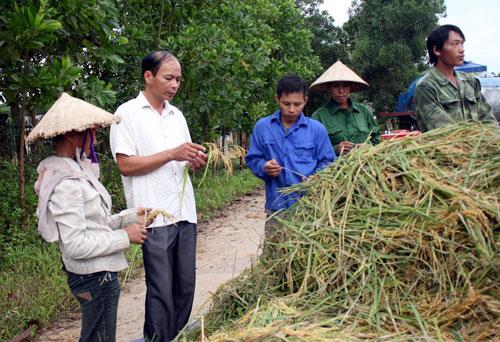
[75,147,83,158]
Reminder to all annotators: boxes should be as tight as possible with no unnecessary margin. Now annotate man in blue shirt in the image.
[246,75,335,239]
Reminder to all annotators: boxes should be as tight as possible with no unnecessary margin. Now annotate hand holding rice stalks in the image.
[145,209,174,227]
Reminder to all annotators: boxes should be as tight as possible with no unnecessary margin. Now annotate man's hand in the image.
[264,159,281,177]
[123,223,147,244]
[170,142,206,163]
[336,141,355,155]
[115,143,206,177]
[190,150,208,171]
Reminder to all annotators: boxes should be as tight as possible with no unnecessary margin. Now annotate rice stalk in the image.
[198,143,247,187]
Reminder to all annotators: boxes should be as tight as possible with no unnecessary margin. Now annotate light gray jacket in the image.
[36,156,137,274]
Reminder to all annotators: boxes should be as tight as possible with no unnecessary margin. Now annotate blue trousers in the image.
[66,270,120,342]
[142,221,197,342]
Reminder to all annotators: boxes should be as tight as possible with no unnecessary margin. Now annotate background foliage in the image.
[0,0,446,154]
[345,0,446,112]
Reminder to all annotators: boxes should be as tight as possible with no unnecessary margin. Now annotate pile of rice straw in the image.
[181,123,499,341]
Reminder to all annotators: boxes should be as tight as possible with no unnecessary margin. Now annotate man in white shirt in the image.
[110,51,207,342]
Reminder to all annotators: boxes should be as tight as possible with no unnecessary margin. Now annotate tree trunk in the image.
[19,54,30,226]
[10,104,20,159]
[19,105,26,224]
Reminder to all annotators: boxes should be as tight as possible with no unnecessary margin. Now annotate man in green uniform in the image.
[415,24,497,132]
[311,61,380,155]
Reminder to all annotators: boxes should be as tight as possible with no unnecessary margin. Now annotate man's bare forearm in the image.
[116,151,173,177]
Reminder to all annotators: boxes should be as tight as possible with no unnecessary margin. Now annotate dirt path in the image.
[36,189,266,341]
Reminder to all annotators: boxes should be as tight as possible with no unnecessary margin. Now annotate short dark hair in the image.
[427,24,465,65]
[276,75,308,98]
[141,50,176,77]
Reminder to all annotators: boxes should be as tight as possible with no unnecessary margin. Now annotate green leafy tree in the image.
[345,0,446,113]
[0,1,74,215]
[116,0,321,142]
[111,0,203,103]
[296,0,350,68]
[0,0,126,215]
[175,0,322,141]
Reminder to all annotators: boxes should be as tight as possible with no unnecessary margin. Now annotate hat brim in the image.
[310,81,369,93]
[310,60,369,93]
[26,93,119,144]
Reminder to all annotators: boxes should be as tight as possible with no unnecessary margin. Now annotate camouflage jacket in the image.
[414,67,496,132]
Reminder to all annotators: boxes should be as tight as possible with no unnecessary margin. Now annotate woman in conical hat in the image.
[310,61,381,155]
[28,93,148,342]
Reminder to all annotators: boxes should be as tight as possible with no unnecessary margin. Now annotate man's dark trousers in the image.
[142,221,197,342]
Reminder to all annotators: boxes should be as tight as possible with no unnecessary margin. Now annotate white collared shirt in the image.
[110,92,197,226]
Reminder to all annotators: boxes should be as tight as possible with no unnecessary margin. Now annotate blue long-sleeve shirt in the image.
[245,111,335,211]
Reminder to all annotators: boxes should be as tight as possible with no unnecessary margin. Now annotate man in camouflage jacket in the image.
[415,24,497,132]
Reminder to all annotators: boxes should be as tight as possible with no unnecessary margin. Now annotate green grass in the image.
[0,160,261,341]
[0,230,77,339]
[193,167,262,221]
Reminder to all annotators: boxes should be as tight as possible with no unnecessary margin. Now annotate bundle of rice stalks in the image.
[198,143,247,187]
[181,123,499,341]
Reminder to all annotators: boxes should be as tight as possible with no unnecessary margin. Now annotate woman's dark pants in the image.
[66,270,121,342]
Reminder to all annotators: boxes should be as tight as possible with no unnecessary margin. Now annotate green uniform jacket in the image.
[311,99,381,151]
[414,67,496,132]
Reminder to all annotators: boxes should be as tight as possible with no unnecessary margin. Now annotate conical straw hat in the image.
[310,60,369,92]
[27,92,119,144]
